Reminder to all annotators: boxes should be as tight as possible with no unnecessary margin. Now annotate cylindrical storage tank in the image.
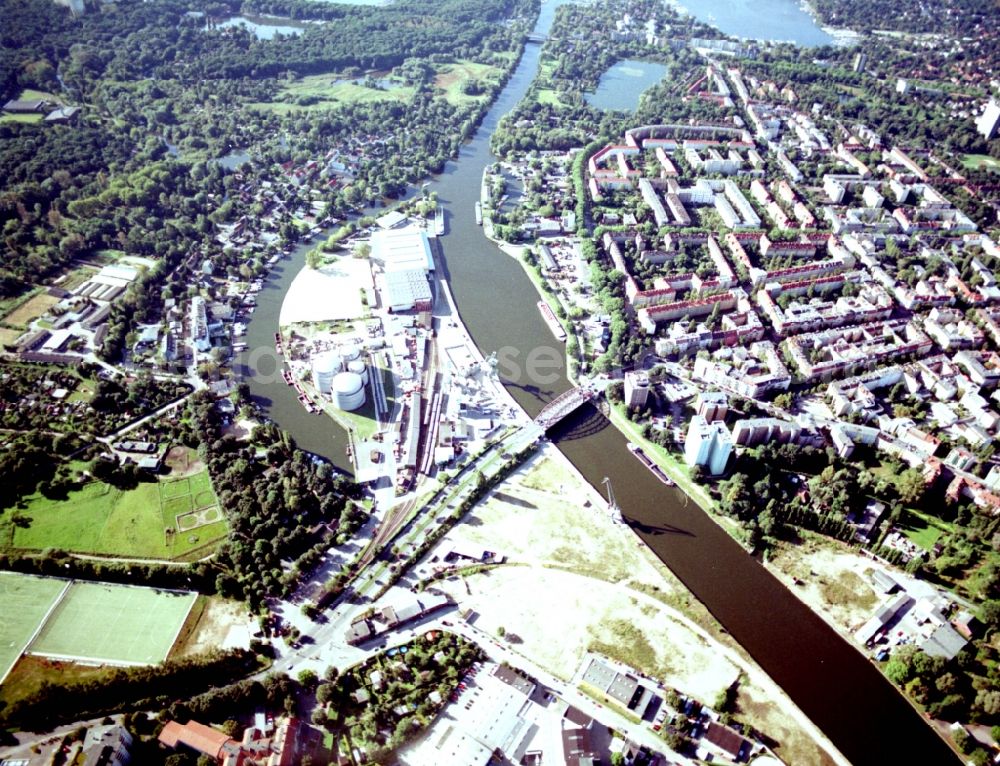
[331,371,365,411]
[348,359,369,385]
[311,351,342,394]
[340,343,361,363]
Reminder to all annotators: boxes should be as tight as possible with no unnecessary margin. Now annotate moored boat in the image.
[537,300,567,342]
[627,442,675,486]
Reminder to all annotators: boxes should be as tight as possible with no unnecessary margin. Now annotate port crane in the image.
[602,477,623,525]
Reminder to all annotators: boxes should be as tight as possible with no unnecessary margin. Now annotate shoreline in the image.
[481,231,852,766]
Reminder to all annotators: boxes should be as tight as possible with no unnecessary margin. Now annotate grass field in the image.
[0,572,68,683]
[252,59,501,113]
[0,654,110,713]
[29,581,196,664]
[249,73,415,112]
[1,292,60,328]
[5,469,227,560]
[0,287,43,326]
[17,88,62,103]
[963,153,1000,173]
[433,60,503,106]
[898,508,954,551]
[0,112,44,125]
[535,88,563,106]
[533,60,560,105]
[0,327,22,347]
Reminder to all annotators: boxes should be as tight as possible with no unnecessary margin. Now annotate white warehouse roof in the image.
[371,227,434,273]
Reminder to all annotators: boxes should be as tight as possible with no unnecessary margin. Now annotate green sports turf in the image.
[0,572,69,682]
[8,469,227,560]
[160,477,192,499]
[30,581,196,665]
[163,494,193,518]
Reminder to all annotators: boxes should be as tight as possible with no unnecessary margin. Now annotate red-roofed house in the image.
[159,721,235,762]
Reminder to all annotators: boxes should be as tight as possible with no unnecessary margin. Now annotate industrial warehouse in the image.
[275,218,520,502]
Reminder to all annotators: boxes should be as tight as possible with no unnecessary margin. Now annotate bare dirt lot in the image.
[766,533,883,635]
[164,445,205,478]
[2,292,59,327]
[431,445,849,766]
[173,597,254,659]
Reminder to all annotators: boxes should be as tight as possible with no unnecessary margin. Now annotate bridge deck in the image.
[534,387,595,429]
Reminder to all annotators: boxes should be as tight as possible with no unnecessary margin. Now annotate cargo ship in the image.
[537,300,567,342]
[474,201,482,226]
[627,442,675,486]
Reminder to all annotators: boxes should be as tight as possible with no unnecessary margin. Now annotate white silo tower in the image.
[311,351,342,394]
[340,343,362,363]
[331,371,366,411]
[347,358,369,385]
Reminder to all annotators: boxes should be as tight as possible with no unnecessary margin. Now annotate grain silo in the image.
[331,371,365,411]
[311,351,343,394]
[347,358,369,385]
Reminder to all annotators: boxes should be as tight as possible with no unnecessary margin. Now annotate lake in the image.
[675,0,837,46]
[217,15,310,40]
[215,150,252,170]
[585,59,669,111]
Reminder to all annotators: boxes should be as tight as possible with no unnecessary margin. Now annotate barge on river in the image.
[627,442,675,486]
[537,300,567,342]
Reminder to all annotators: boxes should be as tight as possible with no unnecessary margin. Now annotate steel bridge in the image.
[533,387,596,430]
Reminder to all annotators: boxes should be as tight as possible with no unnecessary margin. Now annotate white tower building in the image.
[684,415,732,476]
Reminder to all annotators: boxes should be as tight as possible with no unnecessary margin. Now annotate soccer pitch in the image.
[0,572,68,683]
[29,581,197,666]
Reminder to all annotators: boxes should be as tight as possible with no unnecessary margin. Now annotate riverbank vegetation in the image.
[810,0,996,36]
[0,0,538,604]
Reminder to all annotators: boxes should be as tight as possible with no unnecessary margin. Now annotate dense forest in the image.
[811,0,997,35]
[0,0,535,294]
[1,0,534,96]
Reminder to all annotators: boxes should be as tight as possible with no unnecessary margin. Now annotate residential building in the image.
[190,296,210,353]
[975,98,1000,140]
[624,370,650,409]
[82,727,132,766]
[696,391,728,423]
[684,415,732,476]
[692,342,791,398]
[731,416,801,448]
[159,721,236,763]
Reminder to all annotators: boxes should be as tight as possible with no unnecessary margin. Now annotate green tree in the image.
[897,468,926,506]
[298,669,318,690]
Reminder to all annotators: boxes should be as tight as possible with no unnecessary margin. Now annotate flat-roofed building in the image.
[685,415,732,476]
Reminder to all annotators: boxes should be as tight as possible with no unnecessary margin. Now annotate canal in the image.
[241,1,959,763]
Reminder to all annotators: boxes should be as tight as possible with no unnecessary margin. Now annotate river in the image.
[240,1,958,763]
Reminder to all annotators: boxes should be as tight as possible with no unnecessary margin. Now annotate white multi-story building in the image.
[684,415,732,476]
[975,98,1000,140]
[624,370,650,409]
[190,296,210,353]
